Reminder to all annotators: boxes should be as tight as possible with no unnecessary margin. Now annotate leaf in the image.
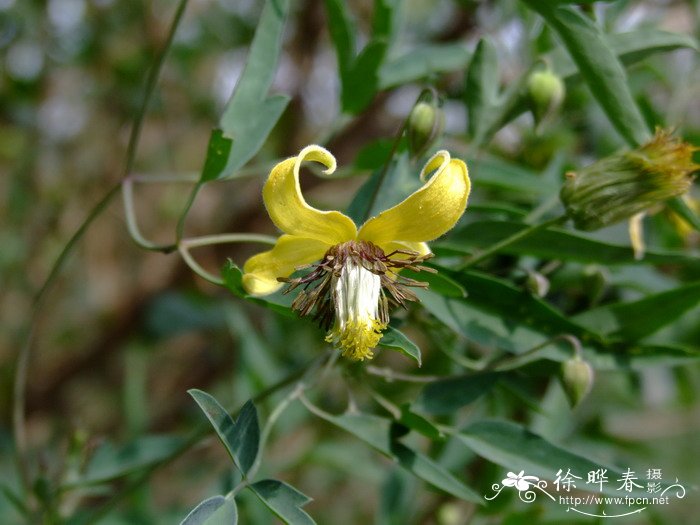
[309,410,482,503]
[249,479,316,525]
[403,267,466,298]
[436,220,700,269]
[379,44,471,89]
[668,195,700,233]
[521,2,650,146]
[380,326,422,366]
[221,261,295,318]
[467,156,555,196]
[324,0,394,114]
[346,151,418,224]
[550,29,699,79]
[77,435,185,486]
[464,37,500,140]
[180,496,238,525]
[447,269,602,344]
[188,391,260,475]
[203,0,291,180]
[415,373,501,415]
[573,282,700,342]
[343,40,389,114]
[398,404,443,440]
[457,419,645,497]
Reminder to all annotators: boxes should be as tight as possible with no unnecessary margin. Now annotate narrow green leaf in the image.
[380,326,422,366]
[200,130,233,183]
[205,0,291,180]
[180,496,238,525]
[379,44,471,89]
[415,373,500,415]
[323,0,355,75]
[342,40,388,114]
[573,282,700,342]
[668,196,700,233]
[398,404,443,440]
[77,435,185,486]
[465,38,500,139]
[521,2,650,146]
[249,479,316,525]
[551,29,699,79]
[346,151,418,224]
[457,420,645,497]
[309,410,482,503]
[403,267,466,298]
[221,261,295,318]
[188,391,260,475]
[437,220,700,268]
[447,269,602,344]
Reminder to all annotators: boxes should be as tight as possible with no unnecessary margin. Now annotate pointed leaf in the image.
[457,420,645,497]
[380,44,471,89]
[180,496,238,525]
[465,38,500,139]
[573,282,700,342]
[249,479,316,525]
[415,373,501,415]
[308,410,482,503]
[380,327,421,366]
[188,391,260,475]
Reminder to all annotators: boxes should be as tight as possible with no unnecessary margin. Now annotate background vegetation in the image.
[1,0,699,523]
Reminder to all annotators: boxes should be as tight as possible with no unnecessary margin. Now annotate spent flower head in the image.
[242,146,470,361]
[560,129,698,231]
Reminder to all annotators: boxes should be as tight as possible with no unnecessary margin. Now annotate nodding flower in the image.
[242,146,470,361]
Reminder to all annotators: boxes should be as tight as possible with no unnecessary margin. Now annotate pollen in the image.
[326,318,387,361]
[279,239,433,360]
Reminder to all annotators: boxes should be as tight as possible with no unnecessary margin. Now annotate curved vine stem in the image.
[12,0,191,502]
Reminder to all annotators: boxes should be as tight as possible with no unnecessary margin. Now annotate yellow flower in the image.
[242,145,470,360]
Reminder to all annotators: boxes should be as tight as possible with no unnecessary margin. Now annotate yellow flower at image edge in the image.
[242,145,470,361]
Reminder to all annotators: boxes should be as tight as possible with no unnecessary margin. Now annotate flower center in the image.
[278,240,434,360]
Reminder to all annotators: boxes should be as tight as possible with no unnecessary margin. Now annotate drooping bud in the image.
[561,357,594,408]
[526,271,550,298]
[561,130,698,231]
[527,68,565,125]
[407,94,444,158]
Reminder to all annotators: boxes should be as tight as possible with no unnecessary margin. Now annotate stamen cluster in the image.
[279,240,434,360]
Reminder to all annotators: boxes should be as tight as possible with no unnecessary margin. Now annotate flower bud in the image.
[561,130,698,231]
[561,357,594,408]
[526,271,550,298]
[407,100,444,158]
[527,69,565,125]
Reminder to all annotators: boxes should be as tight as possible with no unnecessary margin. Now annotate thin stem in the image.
[13,0,191,505]
[124,0,189,175]
[122,178,177,253]
[73,354,326,525]
[177,233,277,286]
[365,365,443,383]
[458,214,568,270]
[485,334,582,372]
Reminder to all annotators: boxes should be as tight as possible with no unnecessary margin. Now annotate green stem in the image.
[458,214,568,270]
[75,353,329,525]
[12,0,191,505]
[178,233,276,285]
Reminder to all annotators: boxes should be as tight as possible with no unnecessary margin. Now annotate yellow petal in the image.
[357,150,470,244]
[378,240,431,258]
[263,145,357,244]
[242,234,330,296]
[628,212,646,261]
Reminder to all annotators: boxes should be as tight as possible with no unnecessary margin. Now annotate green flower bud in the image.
[407,100,444,158]
[527,69,565,124]
[561,130,698,231]
[526,271,550,298]
[561,357,594,408]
